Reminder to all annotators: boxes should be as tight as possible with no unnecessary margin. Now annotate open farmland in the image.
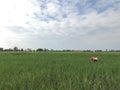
[0,52,120,90]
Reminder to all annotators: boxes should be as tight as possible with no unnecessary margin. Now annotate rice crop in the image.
[0,52,120,90]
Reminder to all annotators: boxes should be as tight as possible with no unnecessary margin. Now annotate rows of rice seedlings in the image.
[0,52,120,90]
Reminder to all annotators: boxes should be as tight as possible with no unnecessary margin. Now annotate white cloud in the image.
[0,0,120,50]
[45,2,60,16]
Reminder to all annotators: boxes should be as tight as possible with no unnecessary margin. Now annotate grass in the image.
[0,52,120,90]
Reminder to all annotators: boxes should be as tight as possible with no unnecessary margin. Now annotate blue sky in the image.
[0,0,120,50]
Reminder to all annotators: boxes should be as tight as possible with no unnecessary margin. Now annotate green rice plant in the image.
[0,52,120,90]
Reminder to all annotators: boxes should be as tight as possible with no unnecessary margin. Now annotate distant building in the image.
[0,48,3,51]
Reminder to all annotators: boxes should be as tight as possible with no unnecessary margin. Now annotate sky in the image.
[0,0,120,50]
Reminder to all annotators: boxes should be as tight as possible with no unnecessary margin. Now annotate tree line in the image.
[0,47,120,52]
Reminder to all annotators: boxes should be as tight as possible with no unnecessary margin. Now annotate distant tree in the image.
[44,48,49,52]
[0,48,3,51]
[21,48,24,51]
[8,48,13,51]
[4,48,13,51]
[62,49,71,52]
[13,46,19,51]
[36,48,43,51]
[95,50,102,52]
[50,49,54,52]
[83,50,92,52]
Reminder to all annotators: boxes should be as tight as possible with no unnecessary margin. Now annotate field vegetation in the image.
[0,52,120,90]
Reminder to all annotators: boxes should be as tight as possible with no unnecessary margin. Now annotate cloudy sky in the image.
[0,0,120,50]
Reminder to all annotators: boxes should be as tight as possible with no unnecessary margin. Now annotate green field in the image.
[0,52,120,90]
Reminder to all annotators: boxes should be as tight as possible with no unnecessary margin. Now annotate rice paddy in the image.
[0,52,120,90]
